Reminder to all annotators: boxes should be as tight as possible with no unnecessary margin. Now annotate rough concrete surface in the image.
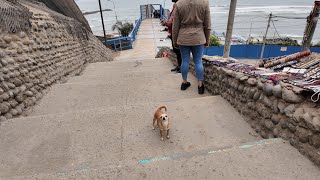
[0,19,319,179]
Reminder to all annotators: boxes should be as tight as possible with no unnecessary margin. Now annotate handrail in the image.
[105,4,168,51]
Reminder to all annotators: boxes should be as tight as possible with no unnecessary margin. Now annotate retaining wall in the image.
[0,0,113,121]
[163,48,320,166]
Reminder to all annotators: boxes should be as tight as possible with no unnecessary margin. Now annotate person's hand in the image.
[204,43,209,48]
[173,43,179,49]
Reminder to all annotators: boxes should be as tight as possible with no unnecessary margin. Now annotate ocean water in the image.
[75,0,320,43]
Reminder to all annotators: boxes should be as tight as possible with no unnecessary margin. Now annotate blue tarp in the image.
[204,45,320,59]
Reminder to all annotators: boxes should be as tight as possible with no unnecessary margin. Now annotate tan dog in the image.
[153,105,170,141]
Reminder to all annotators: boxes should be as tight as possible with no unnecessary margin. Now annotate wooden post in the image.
[223,0,238,58]
[98,0,107,46]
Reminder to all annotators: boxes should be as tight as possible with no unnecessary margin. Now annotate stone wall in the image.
[162,48,320,166]
[0,0,113,121]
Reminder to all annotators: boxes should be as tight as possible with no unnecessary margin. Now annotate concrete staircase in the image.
[0,19,319,179]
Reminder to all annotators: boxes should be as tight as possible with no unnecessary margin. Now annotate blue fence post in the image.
[160,5,163,19]
[140,5,142,20]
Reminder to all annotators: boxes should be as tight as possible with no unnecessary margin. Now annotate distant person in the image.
[172,0,211,94]
[161,0,182,73]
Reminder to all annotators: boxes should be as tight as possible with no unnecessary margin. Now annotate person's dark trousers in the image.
[168,35,182,72]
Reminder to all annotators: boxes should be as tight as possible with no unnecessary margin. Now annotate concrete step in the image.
[122,138,320,180]
[8,140,320,179]
[29,60,206,116]
[1,96,319,179]
[68,58,173,83]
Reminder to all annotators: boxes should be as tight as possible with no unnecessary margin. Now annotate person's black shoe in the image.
[176,68,181,73]
[181,82,191,91]
[171,67,178,72]
[198,84,205,94]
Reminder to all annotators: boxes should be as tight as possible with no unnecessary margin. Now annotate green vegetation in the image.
[248,37,300,46]
[112,21,134,37]
[209,35,222,46]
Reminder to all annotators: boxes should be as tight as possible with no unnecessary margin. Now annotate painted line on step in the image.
[138,138,283,165]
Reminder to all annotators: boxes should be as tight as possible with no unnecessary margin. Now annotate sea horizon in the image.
[76,0,320,43]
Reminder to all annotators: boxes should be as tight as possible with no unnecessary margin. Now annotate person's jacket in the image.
[172,0,211,46]
[166,4,176,35]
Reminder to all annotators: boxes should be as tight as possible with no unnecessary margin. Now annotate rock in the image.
[0,103,10,113]
[272,99,279,113]
[268,133,275,139]
[2,35,12,43]
[12,87,20,96]
[238,84,244,92]
[288,123,297,133]
[0,58,8,66]
[312,117,320,132]
[8,99,18,108]
[20,85,27,92]
[311,135,320,148]
[247,78,257,86]
[290,137,299,147]
[4,112,12,119]
[13,78,23,87]
[15,94,25,103]
[263,81,274,96]
[295,127,310,143]
[273,128,279,137]
[265,120,274,130]
[7,90,14,98]
[25,91,34,97]
[0,116,7,122]
[262,95,273,108]
[278,100,286,114]
[253,91,261,101]
[26,83,33,89]
[257,79,264,90]
[0,87,4,94]
[279,131,290,140]
[282,87,303,103]
[235,73,244,80]
[272,84,282,98]
[284,104,295,117]
[302,112,314,129]
[2,67,9,74]
[240,76,249,82]
[19,32,26,38]
[1,93,10,101]
[249,88,256,98]
[16,106,22,115]
[260,131,268,139]
[10,109,18,116]
[304,115,320,132]
[271,114,280,125]
[292,107,304,123]
[280,119,289,129]
[7,82,15,89]
[225,69,233,76]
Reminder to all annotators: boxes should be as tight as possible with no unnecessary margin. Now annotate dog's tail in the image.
[158,105,167,112]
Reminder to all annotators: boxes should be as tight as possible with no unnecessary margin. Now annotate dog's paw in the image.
[166,136,170,139]
[160,137,164,141]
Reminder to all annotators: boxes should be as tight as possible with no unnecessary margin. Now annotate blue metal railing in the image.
[105,4,167,51]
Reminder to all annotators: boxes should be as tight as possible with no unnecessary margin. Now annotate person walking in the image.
[172,0,211,94]
[162,0,182,73]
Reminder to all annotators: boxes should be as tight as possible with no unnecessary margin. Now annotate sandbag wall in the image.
[0,0,113,121]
